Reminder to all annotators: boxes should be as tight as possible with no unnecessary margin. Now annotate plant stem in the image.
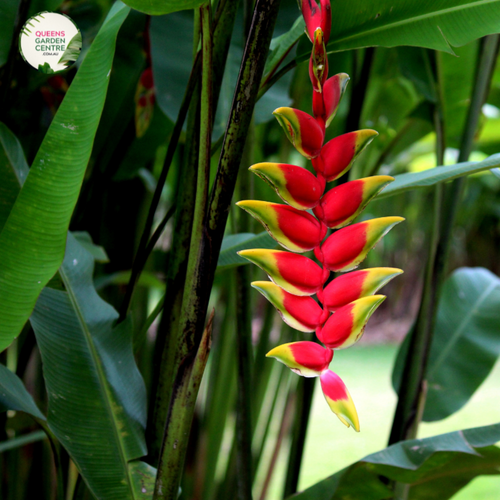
[153,4,213,497]
[119,53,201,320]
[282,376,316,497]
[153,312,213,500]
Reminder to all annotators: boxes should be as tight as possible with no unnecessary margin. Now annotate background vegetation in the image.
[1,0,500,499]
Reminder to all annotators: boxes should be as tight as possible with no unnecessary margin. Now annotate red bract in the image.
[237,0,403,431]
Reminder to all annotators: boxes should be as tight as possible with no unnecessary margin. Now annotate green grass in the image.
[266,343,500,499]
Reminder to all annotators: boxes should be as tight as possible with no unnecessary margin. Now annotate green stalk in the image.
[152,5,213,498]
[147,0,238,459]
[153,312,214,500]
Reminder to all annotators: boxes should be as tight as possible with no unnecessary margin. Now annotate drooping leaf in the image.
[73,231,109,263]
[423,268,500,421]
[30,234,148,500]
[296,0,500,62]
[0,122,29,232]
[378,154,500,199]
[290,423,500,500]
[0,1,130,353]
[217,231,278,271]
[122,0,204,16]
[0,363,45,420]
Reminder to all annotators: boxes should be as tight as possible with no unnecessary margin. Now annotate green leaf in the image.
[30,234,148,500]
[72,231,109,263]
[122,0,204,16]
[0,122,29,232]
[290,423,500,500]
[0,1,130,353]
[378,153,500,199]
[217,232,278,271]
[423,268,500,421]
[0,363,45,420]
[58,31,82,66]
[296,0,500,62]
[264,16,305,76]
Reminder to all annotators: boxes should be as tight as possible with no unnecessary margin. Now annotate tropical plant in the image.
[0,0,500,500]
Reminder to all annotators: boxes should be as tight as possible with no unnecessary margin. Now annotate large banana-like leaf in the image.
[0,2,130,353]
[296,0,500,62]
[30,234,149,500]
[423,268,500,421]
[290,423,500,500]
[378,154,500,199]
[0,363,45,420]
[0,122,28,232]
[392,268,500,423]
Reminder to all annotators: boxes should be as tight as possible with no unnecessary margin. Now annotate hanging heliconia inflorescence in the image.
[237,0,404,432]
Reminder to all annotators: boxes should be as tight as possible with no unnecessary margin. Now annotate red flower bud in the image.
[238,249,325,296]
[313,176,394,228]
[320,217,404,272]
[314,130,378,181]
[249,163,324,210]
[237,201,327,253]
[252,281,325,332]
[273,107,324,159]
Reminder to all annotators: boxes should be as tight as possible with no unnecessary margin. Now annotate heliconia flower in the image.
[323,268,403,311]
[249,163,324,210]
[313,175,394,228]
[320,370,360,431]
[316,295,385,349]
[273,107,325,159]
[236,200,327,253]
[309,28,328,93]
[318,216,404,272]
[266,341,333,377]
[312,129,378,181]
[313,73,350,127]
[135,67,155,138]
[252,281,326,332]
[238,249,325,296]
[300,0,332,45]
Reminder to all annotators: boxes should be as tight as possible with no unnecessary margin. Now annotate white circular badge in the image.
[19,12,81,73]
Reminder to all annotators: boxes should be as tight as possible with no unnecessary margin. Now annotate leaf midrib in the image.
[59,266,134,497]
[329,0,500,48]
[428,279,499,379]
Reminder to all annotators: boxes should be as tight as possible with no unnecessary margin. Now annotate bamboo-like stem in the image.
[153,307,213,500]
[152,5,213,498]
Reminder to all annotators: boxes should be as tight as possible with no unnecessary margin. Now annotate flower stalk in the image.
[238,0,404,431]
